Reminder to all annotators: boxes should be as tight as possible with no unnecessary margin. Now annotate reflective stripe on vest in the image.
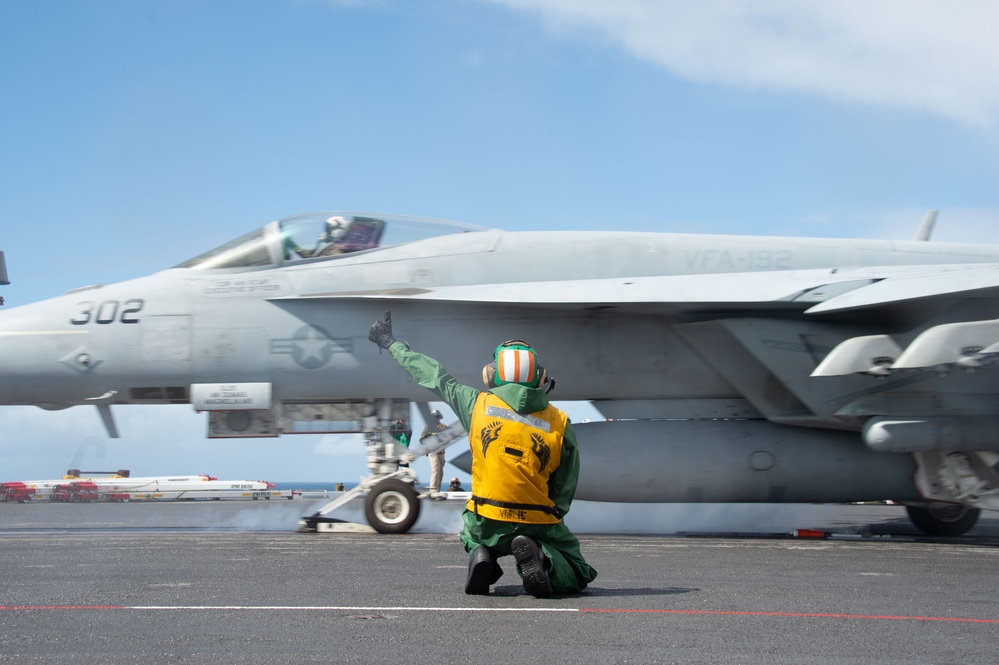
[467,392,566,524]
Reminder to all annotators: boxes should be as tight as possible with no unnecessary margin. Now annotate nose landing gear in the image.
[364,478,421,534]
[298,399,422,534]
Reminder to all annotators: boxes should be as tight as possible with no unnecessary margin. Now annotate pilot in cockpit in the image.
[282,215,352,260]
[314,216,350,257]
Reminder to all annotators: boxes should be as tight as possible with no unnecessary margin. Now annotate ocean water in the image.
[270,481,357,492]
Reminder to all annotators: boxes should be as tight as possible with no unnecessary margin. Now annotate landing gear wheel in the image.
[906,503,980,536]
[364,479,421,534]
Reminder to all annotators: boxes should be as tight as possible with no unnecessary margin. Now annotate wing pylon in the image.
[813,318,999,377]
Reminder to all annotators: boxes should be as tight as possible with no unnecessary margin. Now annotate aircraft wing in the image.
[274,263,999,312]
[273,269,879,308]
[805,264,999,314]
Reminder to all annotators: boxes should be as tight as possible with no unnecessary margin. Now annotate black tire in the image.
[906,504,980,536]
[364,479,421,534]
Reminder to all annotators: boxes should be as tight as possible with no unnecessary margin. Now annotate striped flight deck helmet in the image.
[482,339,552,391]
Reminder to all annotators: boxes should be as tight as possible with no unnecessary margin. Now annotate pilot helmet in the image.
[431,409,442,420]
[322,216,349,241]
[449,477,461,486]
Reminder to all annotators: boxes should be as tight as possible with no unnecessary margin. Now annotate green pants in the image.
[459,510,597,594]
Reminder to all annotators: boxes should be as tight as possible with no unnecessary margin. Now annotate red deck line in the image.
[0,605,127,610]
[579,608,999,623]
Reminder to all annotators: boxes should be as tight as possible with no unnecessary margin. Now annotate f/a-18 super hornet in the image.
[2,210,999,535]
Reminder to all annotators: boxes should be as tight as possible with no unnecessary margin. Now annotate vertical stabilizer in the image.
[913,210,939,241]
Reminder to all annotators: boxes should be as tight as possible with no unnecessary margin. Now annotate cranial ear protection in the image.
[482,339,555,393]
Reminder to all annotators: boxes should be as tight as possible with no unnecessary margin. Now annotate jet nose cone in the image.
[0,299,93,406]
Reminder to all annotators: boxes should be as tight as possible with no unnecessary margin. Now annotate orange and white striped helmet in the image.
[492,339,540,387]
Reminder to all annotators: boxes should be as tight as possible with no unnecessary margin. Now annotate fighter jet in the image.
[2,210,999,535]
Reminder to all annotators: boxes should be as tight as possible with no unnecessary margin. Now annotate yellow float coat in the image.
[467,392,566,524]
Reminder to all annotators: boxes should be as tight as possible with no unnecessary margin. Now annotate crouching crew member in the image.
[368,311,596,598]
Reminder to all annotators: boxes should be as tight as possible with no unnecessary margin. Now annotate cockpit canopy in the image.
[174,211,486,270]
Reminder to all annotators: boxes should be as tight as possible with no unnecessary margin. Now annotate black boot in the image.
[511,535,553,598]
[465,546,497,595]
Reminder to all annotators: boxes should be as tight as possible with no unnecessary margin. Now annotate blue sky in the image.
[2,0,999,484]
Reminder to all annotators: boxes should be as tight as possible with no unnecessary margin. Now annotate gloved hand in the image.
[368,310,396,350]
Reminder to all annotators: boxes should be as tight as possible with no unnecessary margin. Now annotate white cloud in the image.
[313,433,366,457]
[486,0,999,125]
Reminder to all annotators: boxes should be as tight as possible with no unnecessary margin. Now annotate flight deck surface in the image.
[1,501,997,664]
